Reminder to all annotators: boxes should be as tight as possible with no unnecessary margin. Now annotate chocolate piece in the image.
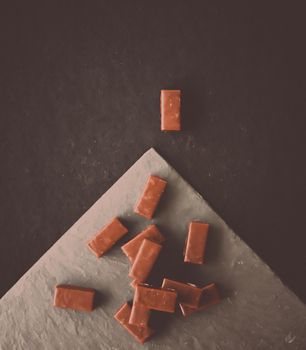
[129,239,162,283]
[161,90,181,131]
[135,284,177,313]
[87,218,128,258]
[129,301,151,328]
[184,221,209,264]
[122,224,165,263]
[162,278,202,308]
[134,175,167,219]
[54,284,95,312]
[114,303,154,344]
[179,283,220,317]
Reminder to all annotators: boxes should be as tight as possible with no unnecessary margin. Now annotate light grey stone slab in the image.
[1,148,305,350]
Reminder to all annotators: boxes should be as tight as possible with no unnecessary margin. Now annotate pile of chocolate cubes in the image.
[54,174,220,344]
[53,90,220,344]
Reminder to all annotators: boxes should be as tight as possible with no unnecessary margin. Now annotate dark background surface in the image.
[0,1,305,302]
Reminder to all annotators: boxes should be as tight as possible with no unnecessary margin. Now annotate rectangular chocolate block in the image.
[161,90,181,131]
[121,224,165,263]
[135,284,177,313]
[87,218,128,258]
[54,284,95,312]
[179,283,220,317]
[129,239,162,283]
[162,278,202,308]
[134,175,167,219]
[114,303,154,344]
[129,301,151,328]
[184,221,209,264]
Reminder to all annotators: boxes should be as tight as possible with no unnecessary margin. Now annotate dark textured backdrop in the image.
[1,1,305,302]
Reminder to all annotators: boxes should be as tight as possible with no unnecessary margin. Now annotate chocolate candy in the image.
[135,284,177,313]
[129,301,151,327]
[114,302,154,344]
[161,90,181,131]
[179,283,220,317]
[134,175,167,219]
[162,278,202,308]
[54,284,96,312]
[129,239,162,283]
[87,218,128,258]
[121,224,165,263]
[184,221,209,264]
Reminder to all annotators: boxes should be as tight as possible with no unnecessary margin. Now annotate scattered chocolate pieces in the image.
[88,218,128,258]
[135,284,177,313]
[162,278,202,308]
[54,284,96,312]
[121,224,165,263]
[179,283,220,317]
[56,157,220,344]
[129,239,162,283]
[184,221,209,264]
[134,175,167,219]
[114,303,154,344]
[161,90,181,131]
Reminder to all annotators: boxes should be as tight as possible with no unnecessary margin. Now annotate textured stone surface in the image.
[0,148,305,349]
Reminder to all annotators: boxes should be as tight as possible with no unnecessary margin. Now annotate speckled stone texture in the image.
[0,148,305,349]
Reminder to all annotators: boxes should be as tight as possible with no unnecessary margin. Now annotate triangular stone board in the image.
[0,148,305,349]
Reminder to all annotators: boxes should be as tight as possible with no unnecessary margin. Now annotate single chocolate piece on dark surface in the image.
[135,284,177,313]
[114,303,154,344]
[122,224,165,263]
[162,278,202,308]
[179,283,220,317]
[134,175,167,219]
[54,284,96,312]
[184,221,209,264]
[161,90,181,131]
[129,301,151,328]
[87,218,128,258]
[129,239,162,283]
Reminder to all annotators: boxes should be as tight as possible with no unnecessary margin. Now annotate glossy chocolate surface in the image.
[135,284,177,313]
[121,224,165,263]
[184,221,209,264]
[179,283,220,317]
[162,278,202,308]
[161,90,181,131]
[129,301,151,328]
[129,239,162,283]
[87,218,128,258]
[54,284,95,312]
[134,175,167,219]
[114,303,153,344]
